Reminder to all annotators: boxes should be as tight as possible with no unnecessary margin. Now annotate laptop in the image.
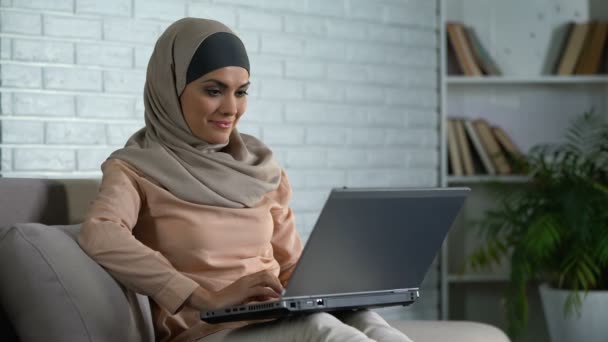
[201,187,469,324]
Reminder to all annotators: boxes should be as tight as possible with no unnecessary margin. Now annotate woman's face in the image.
[179,66,249,144]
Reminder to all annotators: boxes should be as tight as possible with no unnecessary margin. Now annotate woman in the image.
[78,17,412,342]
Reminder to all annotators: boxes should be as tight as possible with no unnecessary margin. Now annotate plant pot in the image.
[538,283,608,342]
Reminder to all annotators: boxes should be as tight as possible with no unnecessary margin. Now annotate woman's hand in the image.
[186,270,283,312]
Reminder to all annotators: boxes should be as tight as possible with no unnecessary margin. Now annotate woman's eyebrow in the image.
[201,79,250,88]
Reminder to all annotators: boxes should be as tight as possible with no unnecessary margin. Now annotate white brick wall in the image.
[76,0,132,17]
[13,92,75,116]
[13,38,74,63]
[0,0,440,320]
[43,15,103,39]
[76,43,133,68]
[44,67,103,91]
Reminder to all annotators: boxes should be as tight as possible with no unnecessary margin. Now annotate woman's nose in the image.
[220,94,238,116]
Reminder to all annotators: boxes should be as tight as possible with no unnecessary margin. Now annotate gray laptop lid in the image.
[283,187,469,298]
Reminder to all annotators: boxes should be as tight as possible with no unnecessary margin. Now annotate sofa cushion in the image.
[388,320,510,342]
[0,223,154,342]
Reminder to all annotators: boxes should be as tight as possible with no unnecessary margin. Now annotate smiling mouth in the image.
[211,121,233,129]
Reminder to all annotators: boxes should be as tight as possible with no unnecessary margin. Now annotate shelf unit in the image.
[446,274,510,283]
[438,0,608,340]
[447,75,608,84]
[447,175,531,184]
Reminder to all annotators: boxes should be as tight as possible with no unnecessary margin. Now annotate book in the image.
[454,119,475,175]
[544,22,574,74]
[447,119,463,176]
[472,119,512,175]
[446,22,483,76]
[463,26,502,76]
[492,126,524,172]
[602,40,608,73]
[492,126,522,158]
[446,38,464,75]
[556,22,591,75]
[574,21,608,74]
[464,120,496,175]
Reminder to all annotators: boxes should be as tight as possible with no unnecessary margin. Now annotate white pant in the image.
[197,309,413,342]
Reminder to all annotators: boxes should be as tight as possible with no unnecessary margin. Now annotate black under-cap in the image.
[186,31,250,85]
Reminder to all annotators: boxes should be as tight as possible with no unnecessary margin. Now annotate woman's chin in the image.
[200,135,230,145]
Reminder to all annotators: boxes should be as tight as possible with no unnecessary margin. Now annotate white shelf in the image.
[447,175,531,184]
[447,75,608,85]
[447,274,510,283]
[440,0,608,331]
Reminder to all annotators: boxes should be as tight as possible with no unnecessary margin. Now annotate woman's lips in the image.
[211,120,232,129]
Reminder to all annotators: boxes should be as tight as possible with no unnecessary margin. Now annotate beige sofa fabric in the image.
[0,223,155,342]
[390,320,510,342]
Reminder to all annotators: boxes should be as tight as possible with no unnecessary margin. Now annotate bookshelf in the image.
[446,274,509,283]
[446,175,531,184]
[447,75,608,84]
[438,0,608,341]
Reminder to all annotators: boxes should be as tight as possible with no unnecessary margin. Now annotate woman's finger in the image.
[245,286,281,301]
[250,271,283,293]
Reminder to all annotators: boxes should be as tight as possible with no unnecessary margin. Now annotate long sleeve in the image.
[77,160,199,314]
[269,170,304,286]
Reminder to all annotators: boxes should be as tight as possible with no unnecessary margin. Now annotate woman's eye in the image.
[236,90,249,97]
[206,88,221,96]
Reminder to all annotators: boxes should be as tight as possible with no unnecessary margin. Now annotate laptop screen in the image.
[283,188,469,297]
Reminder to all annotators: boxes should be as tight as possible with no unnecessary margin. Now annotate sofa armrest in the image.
[0,223,154,342]
[388,320,510,342]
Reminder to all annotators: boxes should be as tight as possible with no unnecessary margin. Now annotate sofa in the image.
[0,177,510,342]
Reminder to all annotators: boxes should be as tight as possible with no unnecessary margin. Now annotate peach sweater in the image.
[78,159,303,342]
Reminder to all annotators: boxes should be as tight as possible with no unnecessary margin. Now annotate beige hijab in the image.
[110,18,281,208]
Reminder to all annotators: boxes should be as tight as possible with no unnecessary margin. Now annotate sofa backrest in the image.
[0,178,101,227]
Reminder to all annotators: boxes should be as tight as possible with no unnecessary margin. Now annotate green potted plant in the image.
[469,111,608,342]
